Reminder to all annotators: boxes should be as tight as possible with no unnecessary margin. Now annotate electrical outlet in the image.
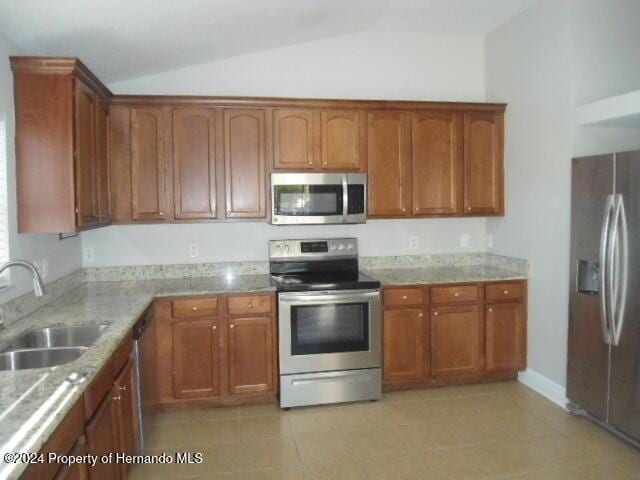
[409,236,418,250]
[84,247,95,263]
[459,233,470,248]
[486,234,494,249]
[189,244,199,258]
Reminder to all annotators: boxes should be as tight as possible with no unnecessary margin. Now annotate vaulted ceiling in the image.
[0,0,537,83]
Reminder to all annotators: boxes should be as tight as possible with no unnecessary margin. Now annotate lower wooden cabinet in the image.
[382,308,426,382]
[486,302,526,372]
[383,281,526,390]
[227,316,275,395]
[172,318,221,399]
[431,304,483,377]
[113,359,140,478]
[54,437,89,480]
[85,387,120,480]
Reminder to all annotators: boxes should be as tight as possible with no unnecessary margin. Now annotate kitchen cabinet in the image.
[227,316,275,394]
[151,292,277,409]
[54,438,89,480]
[131,107,168,221]
[224,108,267,218]
[172,317,221,399]
[173,108,217,219]
[367,112,411,217]
[431,304,484,377]
[383,308,426,382]
[412,111,464,216]
[95,99,111,224]
[85,386,120,480]
[320,110,364,171]
[272,108,317,169]
[463,111,504,215]
[11,57,112,233]
[486,302,526,373]
[382,281,526,391]
[113,359,140,477]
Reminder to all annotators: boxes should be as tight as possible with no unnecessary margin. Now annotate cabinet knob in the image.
[113,395,121,401]
[401,208,406,212]
[323,161,328,165]
[119,385,127,392]
[415,208,419,212]
[192,306,198,311]
[402,295,408,300]
[467,207,472,211]
[454,292,460,297]
[248,303,253,309]
[212,325,217,330]
[433,311,439,316]
[503,290,509,295]
[308,161,313,165]
[418,313,423,317]
[488,308,494,313]
[230,324,235,329]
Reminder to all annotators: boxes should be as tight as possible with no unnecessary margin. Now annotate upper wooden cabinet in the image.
[272,108,316,170]
[95,99,111,224]
[173,108,217,219]
[367,112,411,217]
[131,107,167,221]
[412,111,464,216]
[224,109,267,218]
[320,110,364,171]
[11,57,113,233]
[464,111,504,215]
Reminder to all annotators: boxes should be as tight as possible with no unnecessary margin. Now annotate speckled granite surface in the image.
[363,264,527,285]
[0,275,274,480]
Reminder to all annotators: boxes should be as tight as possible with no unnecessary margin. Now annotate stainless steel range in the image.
[270,238,382,408]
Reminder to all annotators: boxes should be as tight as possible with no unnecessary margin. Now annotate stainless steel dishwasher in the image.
[133,306,155,453]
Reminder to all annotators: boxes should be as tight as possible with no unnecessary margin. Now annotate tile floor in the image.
[130,381,640,479]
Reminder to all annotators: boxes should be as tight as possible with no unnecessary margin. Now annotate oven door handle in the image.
[342,174,349,222]
[279,290,379,305]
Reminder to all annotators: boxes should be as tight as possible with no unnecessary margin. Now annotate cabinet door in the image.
[85,388,120,480]
[173,108,217,219]
[486,303,526,372]
[367,112,411,217]
[54,438,89,480]
[273,108,316,169]
[383,309,426,382]
[131,107,167,221]
[114,359,140,476]
[95,99,111,225]
[172,318,220,399]
[224,109,266,218]
[412,111,463,216]
[321,110,362,170]
[431,305,483,377]
[74,81,98,227]
[227,317,274,395]
[463,111,504,215]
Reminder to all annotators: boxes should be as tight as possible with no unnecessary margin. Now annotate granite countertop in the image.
[363,264,527,286]
[0,275,275,480]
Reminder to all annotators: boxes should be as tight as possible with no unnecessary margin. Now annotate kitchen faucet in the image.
[0,260,46,329]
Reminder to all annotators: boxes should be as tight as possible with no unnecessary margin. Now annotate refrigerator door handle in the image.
[599,194,615,344]
[611,194,629,346]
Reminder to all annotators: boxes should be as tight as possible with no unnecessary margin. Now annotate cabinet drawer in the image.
[172,298,219,318]
[431,285,480,304]
[486,282,524,302]
[227,295,273,316]
[384,288,424,307]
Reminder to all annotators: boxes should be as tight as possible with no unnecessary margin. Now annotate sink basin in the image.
[0,347,88,371]
[3,325,108,351]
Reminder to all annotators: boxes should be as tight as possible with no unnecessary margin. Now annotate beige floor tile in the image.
[333,401,391,428]
[146,422,192,448]
[176,474,239,480]
[286,409,341,434]
[426,396,481,420]
[129,449,176,479]
[419,447,494,480]
[237,403,286,417]
[530,403,600,434]
[509,461,640,480]
[231,437,300,471]
[235,416,292,441]
[153,410,193,425]
[566,429,640,461]
[171,444,238,477]
[524,433,599,469]
[236,465,305,479]
[187,418,240,445]
[294,430,357,464]
[382,400,447,424]
[360,452,431,480]
[380,390,421,403]
[345,425,408,458]
[301,458,368,480]
[469,440,542,477]
[188,407,241,421]
[616,455,640,474]
[398,420,466,450]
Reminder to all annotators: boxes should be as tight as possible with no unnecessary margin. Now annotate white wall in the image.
[0,32,82,303]
[485,0,573,387]
[83,30,489,267]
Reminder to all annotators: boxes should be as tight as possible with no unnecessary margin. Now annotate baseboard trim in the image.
[518,368,568,410]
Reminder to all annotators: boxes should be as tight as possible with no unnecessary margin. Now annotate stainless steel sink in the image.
[0,347,88,371]
[3,325,108,350]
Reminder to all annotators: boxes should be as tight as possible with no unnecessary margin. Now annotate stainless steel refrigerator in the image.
[568,150,640,444]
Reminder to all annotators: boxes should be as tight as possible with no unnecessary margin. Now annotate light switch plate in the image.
[84,247,95,263]
[459,234,470,248]
[409,236,418,250]
[189,244,199,258]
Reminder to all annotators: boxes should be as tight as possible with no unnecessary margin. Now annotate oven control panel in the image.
[270,238,358,259]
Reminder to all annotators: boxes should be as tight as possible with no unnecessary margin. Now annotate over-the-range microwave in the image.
[271,173,367,225]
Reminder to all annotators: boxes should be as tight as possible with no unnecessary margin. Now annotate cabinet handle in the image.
[230,324,235,329]
[308,161,313,165]
[488,308,494,313]
[119,385,127,392]
[433,312,439,316]
[113,395,121,401]
[454,292,460,297]
[401,208,406,212]
[467,207,472,211]
[248,303,253,309]
[212,325,217,330]
[418,313,423,317]
[192,306,198,311]
[503,290,509,295]
[402,295,408,300]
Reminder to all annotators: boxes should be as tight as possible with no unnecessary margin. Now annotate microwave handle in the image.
[342,174,348,221]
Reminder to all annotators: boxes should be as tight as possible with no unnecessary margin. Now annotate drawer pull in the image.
[402,295,408,300]
[192,306,198,311]
[230,324,235,329]
[488,308,494,313]
[418,313,423,317]
[119,385,127,392]
[454,292,460,297]
[503,290,509,295]
[212,325,217,330]
[113,395,121,401]
[433,312,439,316]
[248,303,253,308]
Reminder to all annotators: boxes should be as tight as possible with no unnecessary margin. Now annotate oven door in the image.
[271,173,346,224]
[278,289,381,374]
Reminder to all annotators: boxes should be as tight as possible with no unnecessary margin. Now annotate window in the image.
[0,114,9,288]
